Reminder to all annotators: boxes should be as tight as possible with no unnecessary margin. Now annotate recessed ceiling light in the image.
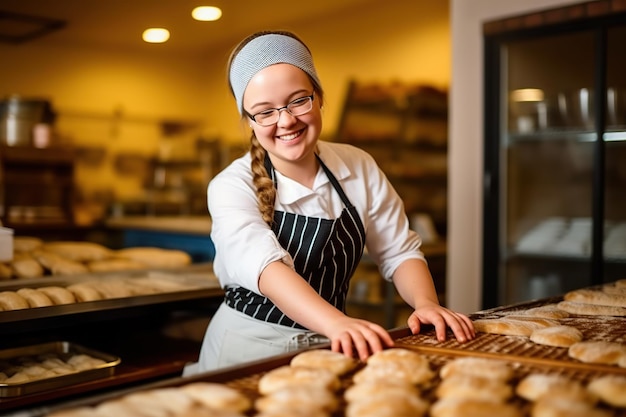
[192,6,222,21]
[142,28,170,43]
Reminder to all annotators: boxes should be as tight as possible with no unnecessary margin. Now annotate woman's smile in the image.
[276,128,304,142]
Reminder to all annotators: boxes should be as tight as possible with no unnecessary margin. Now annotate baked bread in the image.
[257,365,340,395]
[290,349,358,376]
[122,387,195,416]
[41,241,113,262]
[254,410,329,417]
[10,254,44,278]
[531,396,611,417]
[87,258,147,273]
[0,291,30,310]
[344,390,429,417]
[568,340,626,365]
[46,407,96,417]
[66,283,104,302]
[179,382,251,413]
[557,300,626,316]
[0,263,12,280]
[473,316,559,337]
[344,380,420,403]
[435,374,513,402]
[16,288,54,308]
[529,325,583,347]
[564,288,626,307]
[519,304,570,319]
[430,397,522,417]
[13,236,43,253]
[516,373,589,402]
[255,385,338,413]
[353,348,434,386]
[32,251,89,276]
[587,374,626,408]
[177,406,247,417]
[37,286,76,305]
[115,247,192,268]
[439,357,513,381]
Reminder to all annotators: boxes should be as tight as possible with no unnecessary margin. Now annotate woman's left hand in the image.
[407,303,475,343]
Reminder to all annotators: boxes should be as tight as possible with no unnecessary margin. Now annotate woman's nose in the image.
[276,108,297,127]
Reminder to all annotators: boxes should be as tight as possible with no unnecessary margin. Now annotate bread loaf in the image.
[529,325,583,347]
[41,241,113,262]
[556,301,626,316]
[290,349,357,376]
[0,291,30,310]
[568,341,626,365]
[16,288,54,308]
[564,288,626,307]
[587,375,626,408]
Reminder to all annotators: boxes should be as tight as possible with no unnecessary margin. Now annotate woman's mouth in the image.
[276,129,303,142]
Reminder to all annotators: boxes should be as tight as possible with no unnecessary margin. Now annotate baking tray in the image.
[40,335,626,417]
[0,341,120,397]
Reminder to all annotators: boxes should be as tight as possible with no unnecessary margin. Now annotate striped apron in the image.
[224,154,366,327]
[193,154,365,372]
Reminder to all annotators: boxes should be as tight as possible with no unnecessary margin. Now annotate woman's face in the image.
[242,63,322,171]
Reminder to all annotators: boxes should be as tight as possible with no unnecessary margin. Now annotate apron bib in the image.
[224,154,366,329]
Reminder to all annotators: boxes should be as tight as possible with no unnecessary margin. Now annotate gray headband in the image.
[229,33,321,114]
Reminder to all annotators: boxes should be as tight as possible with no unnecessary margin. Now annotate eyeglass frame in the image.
[244,93,315,126]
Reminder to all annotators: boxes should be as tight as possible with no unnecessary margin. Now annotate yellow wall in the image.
[0,0,449,202]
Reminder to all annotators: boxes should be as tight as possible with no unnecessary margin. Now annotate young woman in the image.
[194,30,474,372]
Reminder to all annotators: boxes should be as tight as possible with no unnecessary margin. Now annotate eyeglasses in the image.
[246,94,315,126]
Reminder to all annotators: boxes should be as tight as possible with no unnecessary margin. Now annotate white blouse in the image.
[207,140,425,293]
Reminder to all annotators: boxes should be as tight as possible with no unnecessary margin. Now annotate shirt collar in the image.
[275,141,351,205]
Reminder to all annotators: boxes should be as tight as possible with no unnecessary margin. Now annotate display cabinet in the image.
[482,1,626,308]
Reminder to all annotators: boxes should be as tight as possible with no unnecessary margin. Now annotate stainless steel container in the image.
[0,96,53,146]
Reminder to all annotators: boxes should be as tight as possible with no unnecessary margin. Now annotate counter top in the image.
[106,216,212,236]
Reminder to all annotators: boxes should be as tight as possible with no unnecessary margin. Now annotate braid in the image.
[249,133,276,226]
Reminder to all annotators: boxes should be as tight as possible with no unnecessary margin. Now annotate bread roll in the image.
[179,382,251,413]
[531,396,611,417]
[435,374,513,402]
[45,407,96,417]
[37,286,76,305]
[13,236,43,253]
[0,291,30,310]
[516,373,588,402]
[430,397,521,417]
[66,283,104,302]
[255,385,338,413]
[290,349,358,376]
[557,300,626,316]
[353,348,434,386]
[530,325,583,347]
[345,390,429,417]
[0,263,13,280]
[568,340,626,365]
[439,357,513,381]
[344,380,420,403]
[257,365,340,395]
[10,254,44,279]
[16,288,54,308]
[32,251,89,276]
[587,375,626,408]
[123,388,194,416]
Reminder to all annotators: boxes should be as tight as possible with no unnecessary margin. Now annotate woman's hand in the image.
[324,316,395,361]
[407,302,475,342]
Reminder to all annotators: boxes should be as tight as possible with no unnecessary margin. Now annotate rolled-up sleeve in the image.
[207,160,293,293]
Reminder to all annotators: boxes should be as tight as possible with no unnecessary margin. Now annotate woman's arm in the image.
[392,258,475,342]
[258,261,394,360]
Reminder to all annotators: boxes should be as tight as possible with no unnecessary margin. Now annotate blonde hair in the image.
[227,30,324,226]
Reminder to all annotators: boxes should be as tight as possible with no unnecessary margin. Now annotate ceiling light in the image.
[142,28,170,43]
[192,6,222,21]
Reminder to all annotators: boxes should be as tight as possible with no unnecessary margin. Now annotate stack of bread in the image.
[1,237,192,280]
[0,352,107,385]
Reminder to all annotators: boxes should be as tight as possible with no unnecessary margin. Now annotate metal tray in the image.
[0,341,121,397]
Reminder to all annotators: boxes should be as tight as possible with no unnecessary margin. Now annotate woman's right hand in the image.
[324,316,395,361]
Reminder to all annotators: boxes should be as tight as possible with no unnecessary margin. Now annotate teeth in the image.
[277,132,299,141]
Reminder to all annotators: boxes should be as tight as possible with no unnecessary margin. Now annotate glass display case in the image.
[482,3,626,308]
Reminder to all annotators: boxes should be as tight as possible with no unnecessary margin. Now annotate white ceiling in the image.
[0,0,378,54]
